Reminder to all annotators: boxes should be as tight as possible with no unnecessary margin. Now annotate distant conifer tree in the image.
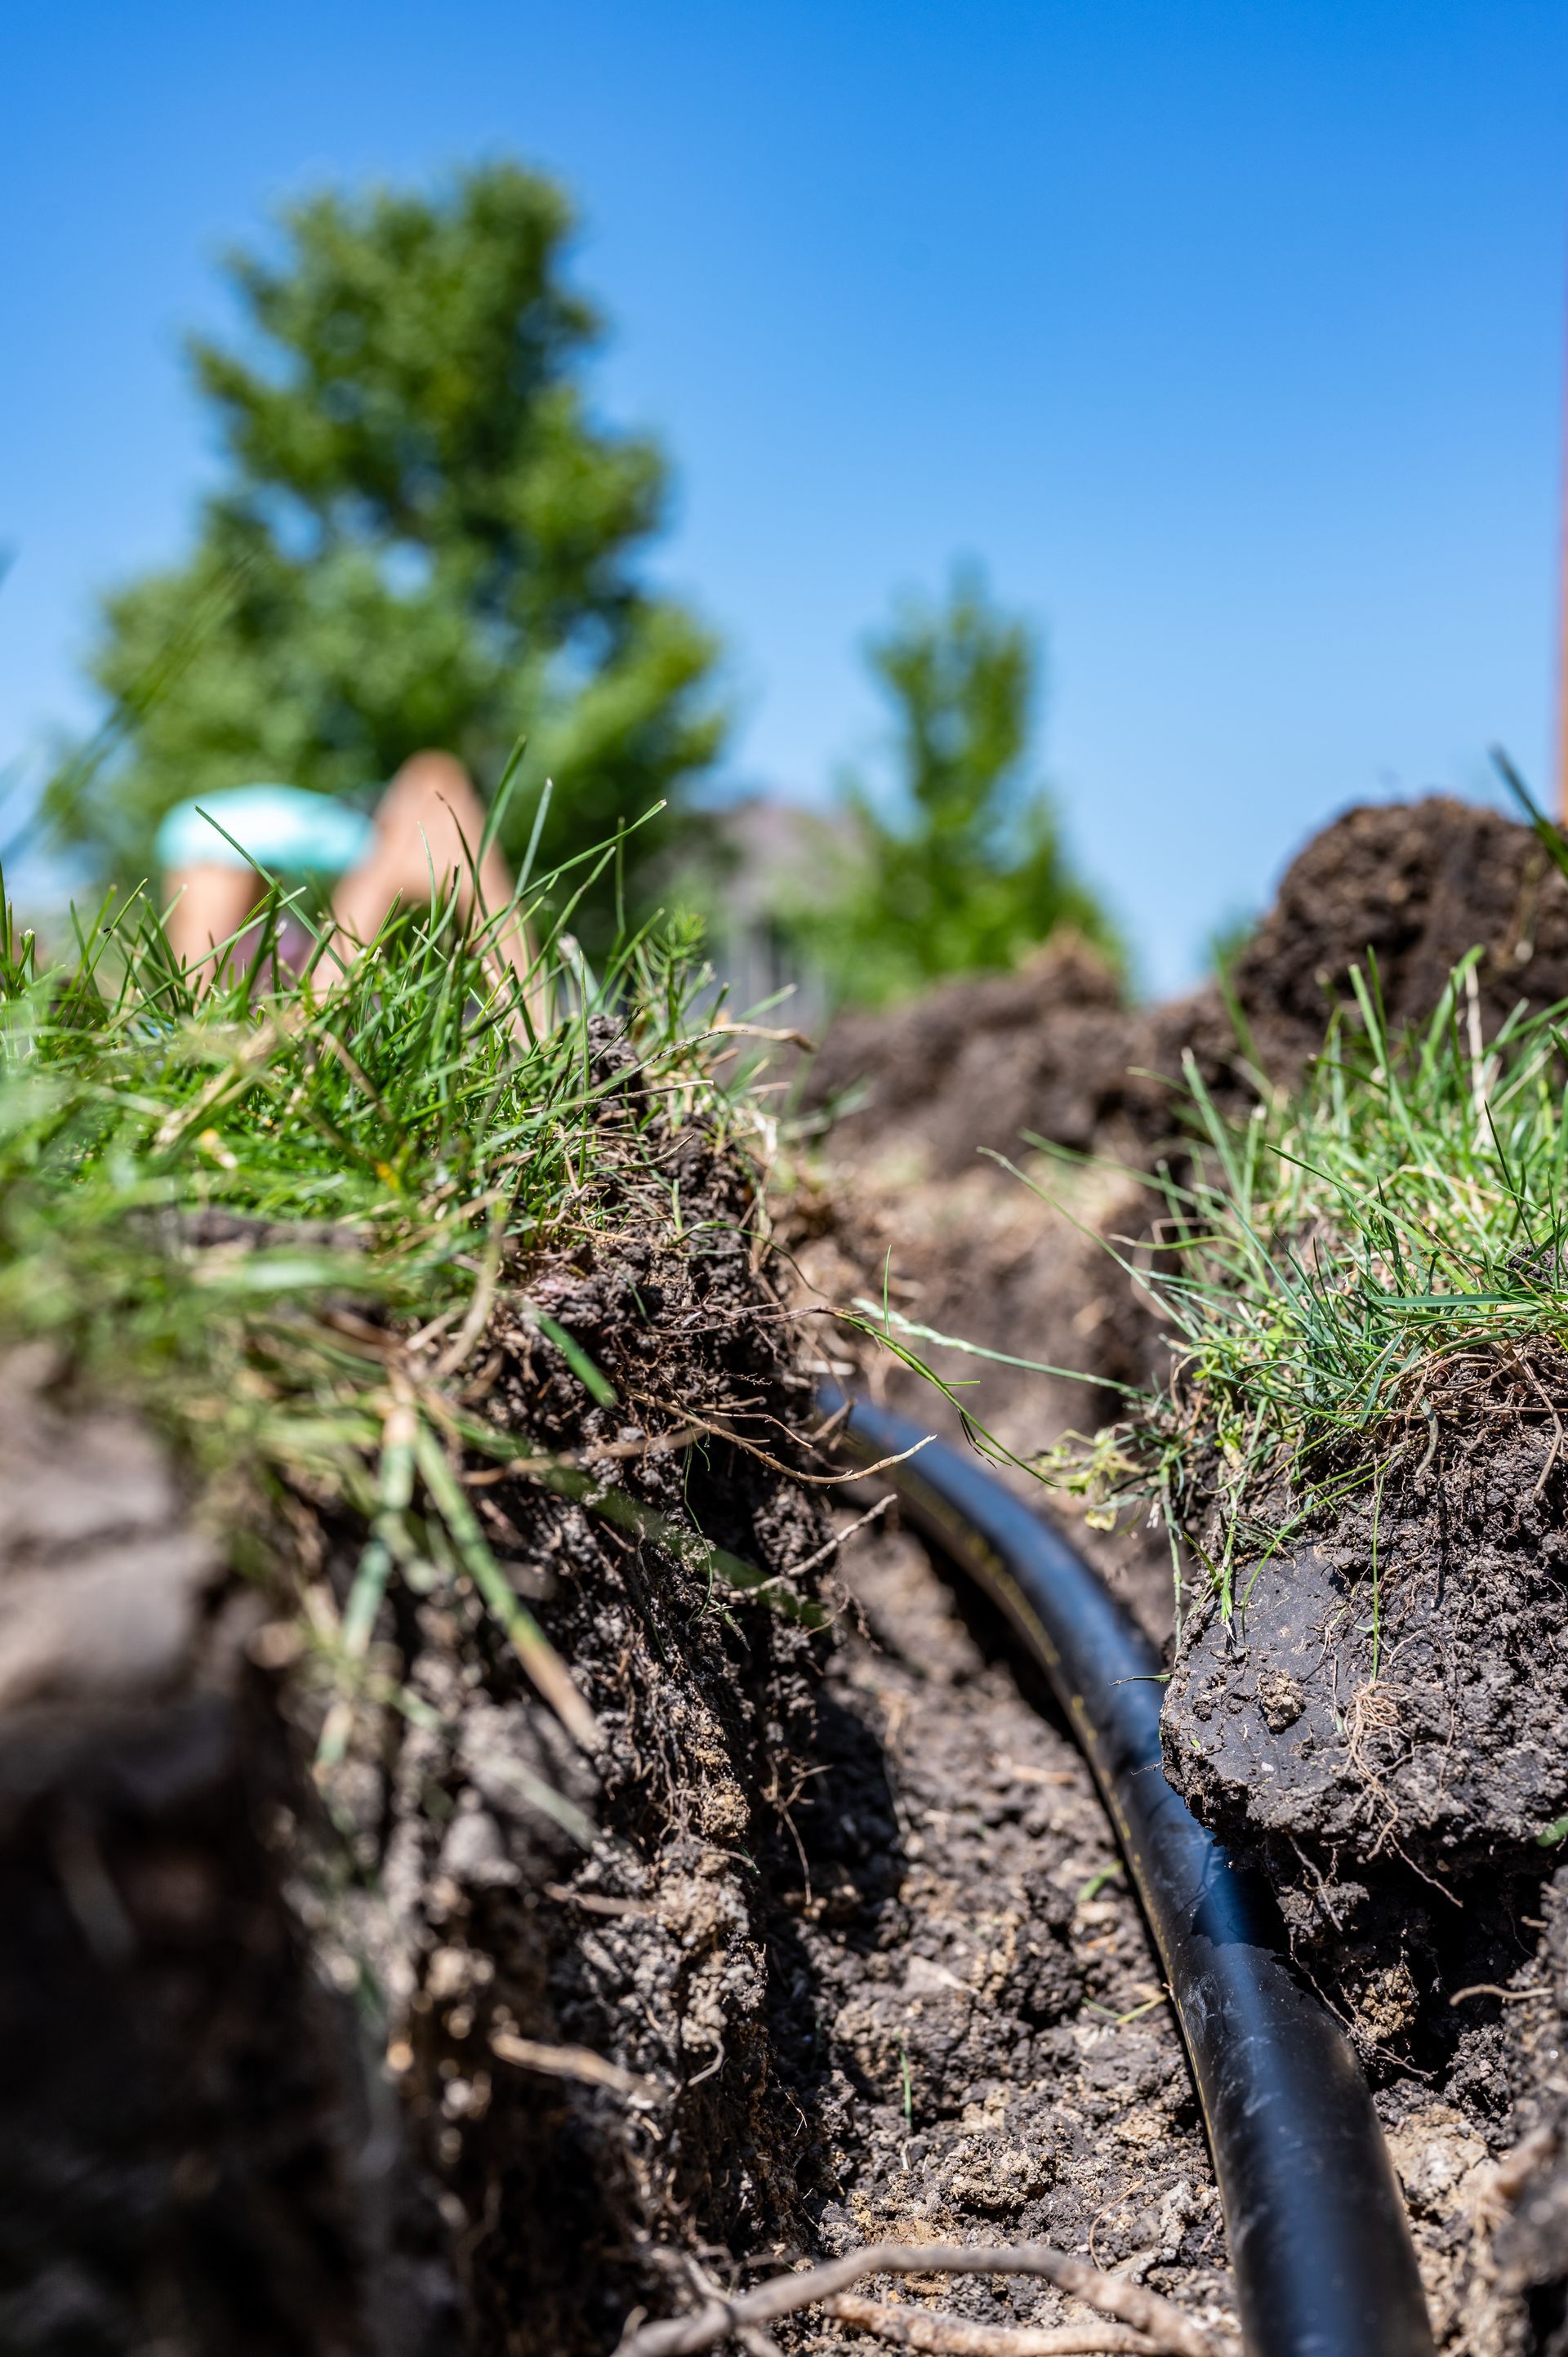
[787,567,1118,1006]
[56,163,725,947]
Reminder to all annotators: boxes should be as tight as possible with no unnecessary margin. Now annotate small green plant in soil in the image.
[1027,951,1568,1611]
[0,827,807,1771]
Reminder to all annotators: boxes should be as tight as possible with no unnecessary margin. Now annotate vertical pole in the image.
[1560,280,1568,823]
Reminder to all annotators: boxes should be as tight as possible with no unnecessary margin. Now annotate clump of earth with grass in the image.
[1036,901,1568,2346]
[1054,956,1568,1909]
[0,862,1250,2357]
[0,874,865,2352]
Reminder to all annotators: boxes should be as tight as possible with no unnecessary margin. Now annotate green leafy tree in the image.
[785,568,1118,1007]
[52,163,725,947]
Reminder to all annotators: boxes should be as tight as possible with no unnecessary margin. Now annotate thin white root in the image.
[489,2030,660,2103]
[613,2242,1237,2357]
[825,2288,1162,2350]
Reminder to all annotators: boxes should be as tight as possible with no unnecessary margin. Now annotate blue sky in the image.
[4,0,1567,990]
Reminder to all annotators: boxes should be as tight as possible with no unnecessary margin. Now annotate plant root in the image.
[614,2243,1238,2357]
[824,2288,1164,2350]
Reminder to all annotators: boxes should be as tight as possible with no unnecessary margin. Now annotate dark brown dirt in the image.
[768,1508,1236,2352]
[0,1043,1236,2357]
[0,1352,442,2356]
[800,931,1181,1174]
[1154,1372,1568,2204]
[1163,1351,1568,1899]
[1145,1348,1568,2353]
[804,795,1568,1175]
[26,792,1568,2354]
[1225,795,1568,1080]
[1477,1865,1568,2356]
[277,1103,848,2357]
[790,792,1568,2354]
[786,1138,1176,1637]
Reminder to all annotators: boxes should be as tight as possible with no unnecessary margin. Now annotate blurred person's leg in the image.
[158,761,541,1016]
[163,859,265,983]
[158,783,375,989]
[330,751,537,1000]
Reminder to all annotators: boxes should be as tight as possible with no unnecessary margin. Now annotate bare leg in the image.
[331,752,537,1003]
[163,861,263,986]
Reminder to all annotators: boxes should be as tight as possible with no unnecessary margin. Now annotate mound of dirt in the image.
[800,932,1178,1175]
[804,795,1568,1175]
[1227,794,1568,1074]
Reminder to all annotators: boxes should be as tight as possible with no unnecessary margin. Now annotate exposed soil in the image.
[804,795,1568,1175]
[21,792,1568,2353]
[0,1031,1233,2356]
[770,1511,1234,2351]
[1163,1344,1568,1889]
[791,793,1568,2354]
[0,1356,406,2355]
[334,1111,840,2357]
[785,1143,1179,1644]
[1224,795,1568,1079]
[1154,1355,1568,2351]
[801,930,1186,1175]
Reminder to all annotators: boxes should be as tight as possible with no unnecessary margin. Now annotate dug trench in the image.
[0,1024,1233,2355]
[15,790,1568,2355]
[788,793,1568,2355]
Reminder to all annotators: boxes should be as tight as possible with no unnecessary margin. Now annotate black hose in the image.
[833,1392,1435,2357]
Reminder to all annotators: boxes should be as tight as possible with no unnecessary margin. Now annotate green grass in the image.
[0,827,791,1771]
[1030,949,1568,1610]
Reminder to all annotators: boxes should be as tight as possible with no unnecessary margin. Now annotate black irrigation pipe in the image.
[830,1391,1435,2357]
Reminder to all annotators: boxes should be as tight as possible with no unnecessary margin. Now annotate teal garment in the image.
[155,784,376,876]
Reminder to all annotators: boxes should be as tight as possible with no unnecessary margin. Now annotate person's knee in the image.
[381,751,483,832]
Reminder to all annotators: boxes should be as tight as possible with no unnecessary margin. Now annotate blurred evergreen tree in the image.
[785,568,1119,1007]
[52,163,725,947]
